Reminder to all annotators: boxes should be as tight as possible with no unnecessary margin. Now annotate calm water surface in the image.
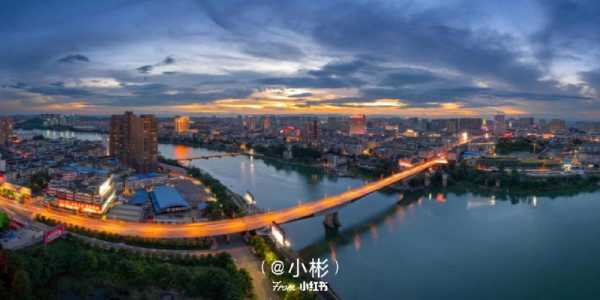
[21,129,600,299]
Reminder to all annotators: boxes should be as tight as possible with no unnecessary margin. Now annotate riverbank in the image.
[443,162,600,197]
[15,124,107,134]
[159,156,245,218]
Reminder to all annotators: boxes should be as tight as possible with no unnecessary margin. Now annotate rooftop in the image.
[129,189,149,206]
[129,172,164,181]
[150,185,190,214]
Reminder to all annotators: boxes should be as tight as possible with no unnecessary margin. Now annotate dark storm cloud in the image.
[257,59,370,89]
[105,86,254,106]
[2,0,600,115]
[194,0,592,114]
[124,83,169,94]
[199,1,555,91]
[136,56,177,73]
[136,65,154,74]
[257,76,363,89]
[243,41,305,60]
[308,3,551,92]
[57,54,90,63]
[26,85,94,97]
[162,56,176,65]
[2,82,28,89]
[289,92,313,98]
[2,81,85,97]
[580,69,600,91]
[534,0,600,63]
[307,60,368,77]
[379,68,442,87]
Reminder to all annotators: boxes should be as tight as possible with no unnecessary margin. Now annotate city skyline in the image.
[2,1,600,119]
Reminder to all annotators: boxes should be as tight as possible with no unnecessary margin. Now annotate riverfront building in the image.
[173,115,190,134]
[109,111,158,173]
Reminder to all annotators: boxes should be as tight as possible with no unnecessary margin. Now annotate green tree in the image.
[28,171,52,194]
[11,269,32,300]
[0,210,9,232]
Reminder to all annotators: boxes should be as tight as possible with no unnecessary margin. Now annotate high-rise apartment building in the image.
[548,119,566,133]
[349,114,367,135]
[173,115,190,134]
[262,115,272,131]
[458,118,483,133]
[515,117,535,129]
[494,114,506,136]
[304,119,320,145]
[245,116,258,131]
[0,117,12,146]
[109,112,158,173]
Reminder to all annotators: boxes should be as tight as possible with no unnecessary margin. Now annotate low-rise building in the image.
[107,204,144,222]
[579,142,600,166]
[126,172,169,191]
[150,185,191,214]
[46,166,116,215]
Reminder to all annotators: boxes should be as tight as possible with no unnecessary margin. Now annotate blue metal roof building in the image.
[150,185,191,214]
[129,189,149,206]
[63,163,108,175]
[130,172,163,181]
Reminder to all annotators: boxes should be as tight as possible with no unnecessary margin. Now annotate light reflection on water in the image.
[172,144,192,159]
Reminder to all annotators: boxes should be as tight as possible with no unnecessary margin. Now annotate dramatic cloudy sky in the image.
[2,0,600,118]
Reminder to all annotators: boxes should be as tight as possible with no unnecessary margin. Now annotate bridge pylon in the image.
[424,172,432,187]
[323,211,341,229]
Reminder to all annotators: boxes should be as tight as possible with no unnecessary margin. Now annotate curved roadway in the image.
[0,158,447,238]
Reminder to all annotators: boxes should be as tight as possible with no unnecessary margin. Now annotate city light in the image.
[271,225,289,247]
[98,176,113,197]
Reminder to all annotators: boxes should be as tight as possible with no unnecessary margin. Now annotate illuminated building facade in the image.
[0,182,31,203]
[174,115,190,134]
[47,172,116,215]
[349,114,367,135]
[109,111,158,172]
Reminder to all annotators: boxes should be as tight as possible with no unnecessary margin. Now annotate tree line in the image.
[0,236,252,299]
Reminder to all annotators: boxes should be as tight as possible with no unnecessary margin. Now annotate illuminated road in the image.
[0,158,447,238]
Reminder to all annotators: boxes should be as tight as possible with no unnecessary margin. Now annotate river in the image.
[18,129,600,299]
